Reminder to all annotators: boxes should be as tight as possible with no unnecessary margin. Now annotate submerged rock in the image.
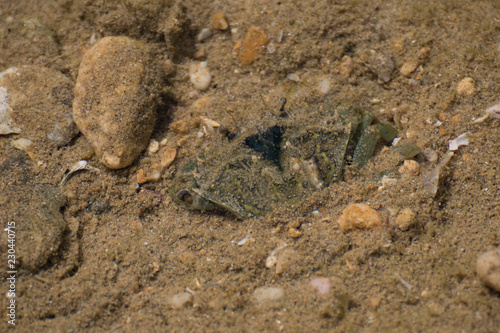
[477,248,500,292]
[0,152,66,272]
[0,66,78,146]
[73,36,160,169]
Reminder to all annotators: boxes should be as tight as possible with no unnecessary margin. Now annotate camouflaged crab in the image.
[170,103,397,219]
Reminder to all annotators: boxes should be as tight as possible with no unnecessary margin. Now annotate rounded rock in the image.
[210,12,229,31]
[189,61,212,91]
[337,203,382,232]
[400,60,419,77]
[73,36,159,169]
[476,248,500,292]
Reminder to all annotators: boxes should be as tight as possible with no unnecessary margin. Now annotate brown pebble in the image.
[395,208,415,231]
[400,60,419,77]
[211,12,228,31]
[477,248,500,292]
[137,169,147,184]
[287,228,302,238]
[239,26,269,65]
[417,47,431,59]
[457,77,476,96]
[339,55,354,78]
[337,204,381,232]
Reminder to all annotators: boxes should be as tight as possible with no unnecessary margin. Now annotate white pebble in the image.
[11,138,32,150]
[197,28,213,42]
[310,277,331,296]
[167,292,193,309]
[287,73,300,82]
[253,287,284,303]
[316,77,332,96]
[189,62,212,91]
[148,139,160,153]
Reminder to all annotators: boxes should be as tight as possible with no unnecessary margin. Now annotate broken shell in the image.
[200,116,220,128]
[60,160,96,185]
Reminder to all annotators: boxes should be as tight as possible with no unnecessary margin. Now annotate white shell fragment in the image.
[423,151,454,197]
[60,160,96,185]
[485,104,500,119]
[448,132,469,151]
[0,87,21,135]
[200,116,220,128]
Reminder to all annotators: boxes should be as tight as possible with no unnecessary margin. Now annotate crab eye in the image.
[176,189,194,205]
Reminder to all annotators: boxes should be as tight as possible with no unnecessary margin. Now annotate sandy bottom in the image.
[0,0,499,331]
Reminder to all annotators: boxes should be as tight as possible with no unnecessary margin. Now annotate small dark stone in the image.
[87,199,110,214]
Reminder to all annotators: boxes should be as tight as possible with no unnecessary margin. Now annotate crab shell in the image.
[170,105,397,219]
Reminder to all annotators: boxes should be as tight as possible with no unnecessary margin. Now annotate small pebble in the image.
[265,254,278,268]
[423,147,438,162]
[310,277,331,297]
[253,287,284,303]
[400,60,419,77]
[275,249,297,275]
[398,160,420,176]
[395,208,415,231]
[337,203,382,232]
[316,77,332,96]
[371,53,395,84]
[11,138,32,150]
[287,227,302,238]
[339,55,354,78]
[148,139,160,154]
[210,12,228,31]
[189,61,212,91]
[287,73,300,82]
[239,26,269,65]
[476,248,500,292]
[197,28,213,42]
[417,46,431,59]
[167,292,193,309]
[136,169,148,184]
[457,77,476,96]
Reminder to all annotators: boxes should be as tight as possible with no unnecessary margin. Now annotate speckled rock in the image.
[0,152,66,273]
[477,248,500,292]
[337,203,382,232]
[73,36,160,169]
[0,66,78,146]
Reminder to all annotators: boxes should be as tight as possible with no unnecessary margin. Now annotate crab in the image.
[169,102,397,219]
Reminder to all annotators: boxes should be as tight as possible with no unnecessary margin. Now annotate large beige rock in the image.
[73,36,159,169]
